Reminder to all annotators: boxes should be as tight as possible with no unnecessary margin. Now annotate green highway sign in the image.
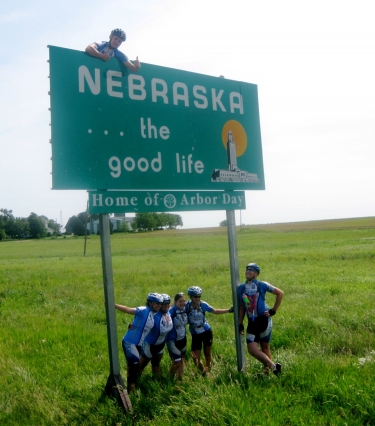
[88,190,246,214]
[49,46,264,191]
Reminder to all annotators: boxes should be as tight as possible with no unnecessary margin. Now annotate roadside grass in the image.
[0,218,374,425]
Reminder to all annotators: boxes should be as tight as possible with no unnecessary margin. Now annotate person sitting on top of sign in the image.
[85,28,141,73]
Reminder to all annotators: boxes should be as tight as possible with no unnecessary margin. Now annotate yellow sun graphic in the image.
[222,120,247,157]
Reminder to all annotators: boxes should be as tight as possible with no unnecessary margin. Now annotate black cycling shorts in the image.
[191,329,213,351]
[175,336,187,352]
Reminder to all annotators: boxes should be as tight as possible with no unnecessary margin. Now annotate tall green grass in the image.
[1,218,375,425]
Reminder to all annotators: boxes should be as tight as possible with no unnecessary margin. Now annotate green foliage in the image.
[65,216,87,237]
[117,220,130,233]
[5,217,30,238]
[0,219,374,425]
[133,212,183,231]
[219,219,227,227]
[77,211,90,224]
[166,213,183,229]
[27,213,47,238]
[47,219,61,235]
[72,217,86,236]
[134,212,157,230]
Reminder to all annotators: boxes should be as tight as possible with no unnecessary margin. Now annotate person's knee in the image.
[247,343,258,356]
[151,355,163,367]
[139,356,149,370]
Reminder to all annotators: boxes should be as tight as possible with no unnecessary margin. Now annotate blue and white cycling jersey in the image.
[185,300,214,335]
[237,280,274,319]
[93,41,128,63]
[123,306,154,346]
[166,305,188,342]
[145,310,173,345]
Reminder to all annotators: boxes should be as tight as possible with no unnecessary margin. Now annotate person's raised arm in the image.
[115,303,136,315]
[124,56,141,73]
[212,307,233,315]
[85,43,111,62]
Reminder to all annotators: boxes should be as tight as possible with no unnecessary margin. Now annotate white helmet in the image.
[187,286,203,296]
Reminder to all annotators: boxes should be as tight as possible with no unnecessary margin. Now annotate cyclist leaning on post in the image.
[238,263,284,376]
[115,292,163,393]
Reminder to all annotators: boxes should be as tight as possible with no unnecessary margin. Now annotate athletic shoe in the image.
[273,363,282,377]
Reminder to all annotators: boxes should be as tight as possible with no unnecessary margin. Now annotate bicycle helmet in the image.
[111,28,126,42]
[246,263,260,274]
[161,294,171,304]
[187,286,203,296]
[147,292,163,304]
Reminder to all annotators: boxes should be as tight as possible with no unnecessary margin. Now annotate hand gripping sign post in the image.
[48,45,265,408]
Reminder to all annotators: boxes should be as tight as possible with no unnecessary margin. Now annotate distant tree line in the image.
[66,211,183,236]
[0,209,61,240]
[0,208,184,240]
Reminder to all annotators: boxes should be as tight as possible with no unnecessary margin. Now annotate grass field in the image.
[1,217,375,425]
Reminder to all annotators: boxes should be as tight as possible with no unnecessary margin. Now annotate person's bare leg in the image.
[177,360,184,379]
[169,360,179,377]
[247,342,274,369]
[203,346,212,371]
[260,341,272,374]
[139,355,150,375]
[191,350,204,371]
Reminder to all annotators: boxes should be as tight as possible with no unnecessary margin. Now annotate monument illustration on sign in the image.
[211,127,259,183]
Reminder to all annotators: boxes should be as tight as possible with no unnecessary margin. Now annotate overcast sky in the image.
[1,0,374,229]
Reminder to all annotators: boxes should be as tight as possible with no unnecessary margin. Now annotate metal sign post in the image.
[99,214,131,412]
[226,209,246,371]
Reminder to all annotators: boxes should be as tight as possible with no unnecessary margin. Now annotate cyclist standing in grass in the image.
[166,292,188,380]
[115,292,163,393]
[186,286,233,374]
[139,294,173,377]
[238,263,284,376]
